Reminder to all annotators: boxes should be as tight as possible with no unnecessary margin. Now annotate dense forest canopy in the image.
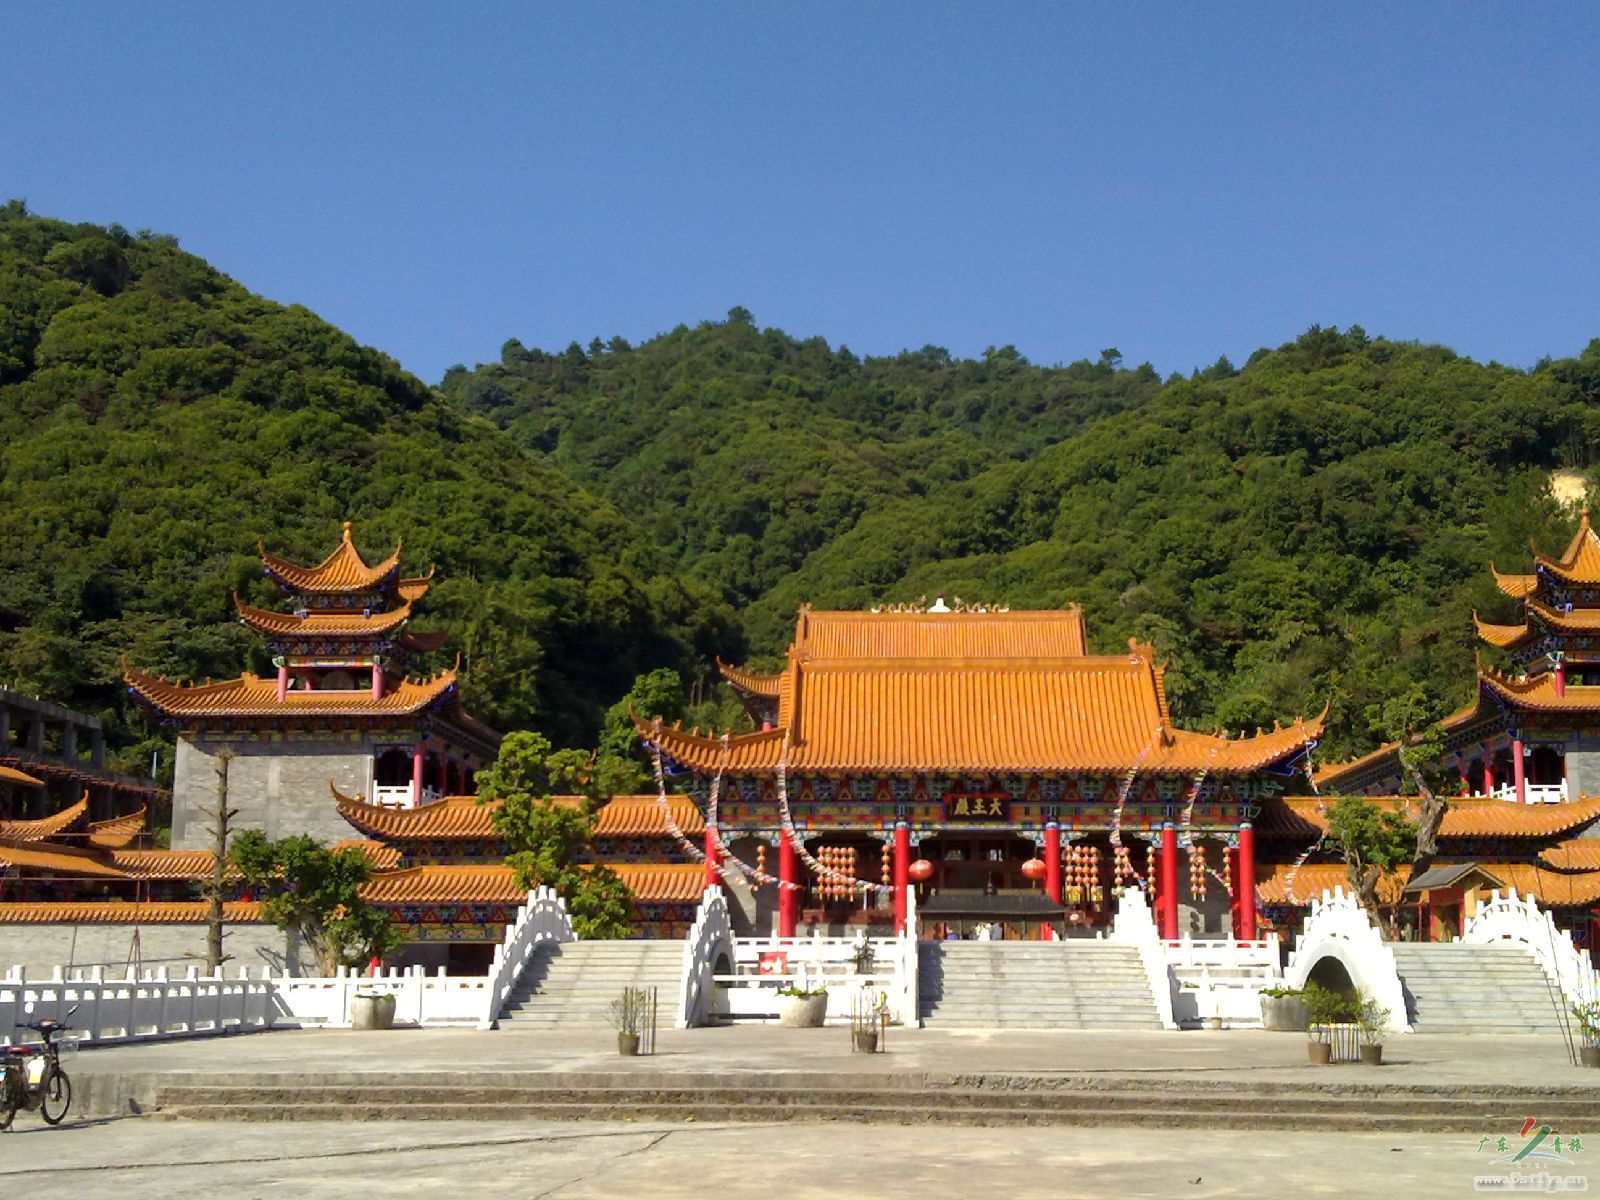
[5,202,1600,775]
[0,203,738,773]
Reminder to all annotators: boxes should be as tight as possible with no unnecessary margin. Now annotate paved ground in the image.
[0,1117,1547,1199]
[67,1024,1600,1090]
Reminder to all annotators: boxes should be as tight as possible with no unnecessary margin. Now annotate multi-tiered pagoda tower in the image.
[126,522,500,849]
[1321,512,1600,803]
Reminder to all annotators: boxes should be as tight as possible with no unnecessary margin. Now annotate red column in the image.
[1158,824,1180,939]
[411,742,424,805]
[1458,761,1470,795]
[892,822,911,935]
[1513,736,1527,805]
[778,830,799,938]
[276,662,289,703]
[1238,822,1257,941]
[1229,847,1242,939]
[371,664,384,701]
[704,824,722,890]
[436,753,450,796]
[1483,755,1497,795]
[1043,822,1063,905]
[1556,660,1568,697]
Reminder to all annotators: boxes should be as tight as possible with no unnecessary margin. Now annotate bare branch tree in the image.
[195,749,239,974]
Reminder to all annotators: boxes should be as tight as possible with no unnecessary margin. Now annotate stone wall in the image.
[172,736,374,849]
[1567,745,1600,816]
[0,922,307,977]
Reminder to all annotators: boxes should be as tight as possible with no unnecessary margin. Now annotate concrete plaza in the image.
[3,1026,1594,1199]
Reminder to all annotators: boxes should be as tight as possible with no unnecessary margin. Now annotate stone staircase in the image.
[496,941,683,1028]
[144,1074,1600,1131]
[918,940,1161,1028]
[1389,943,1566,1034]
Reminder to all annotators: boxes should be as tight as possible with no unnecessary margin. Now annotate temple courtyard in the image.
[6,1025,1596,1198]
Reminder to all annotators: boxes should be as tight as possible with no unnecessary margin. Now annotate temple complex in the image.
[640,605,1325,942]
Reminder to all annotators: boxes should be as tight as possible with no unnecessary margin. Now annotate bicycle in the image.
[0,1002,78,1130]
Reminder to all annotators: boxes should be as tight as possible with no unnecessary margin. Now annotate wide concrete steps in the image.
[498,942,682,1028]
[148,1080,1600,1132]
[1389,944,1565,1035]
[919,942,1161,1029]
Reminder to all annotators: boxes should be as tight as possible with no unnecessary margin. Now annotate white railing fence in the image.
[678,887,733,1028]
[1460,887,1600,1008]
[1162,933,1283,1028]
[0,964,280,1045]
[715,931,915,1025]
[1284,887,1409,1033]
[482,885,576,1029]
[1107,888,1178,1029]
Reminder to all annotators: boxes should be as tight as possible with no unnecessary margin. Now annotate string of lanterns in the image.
[775,732,889,898]
[1108,726,1163,887]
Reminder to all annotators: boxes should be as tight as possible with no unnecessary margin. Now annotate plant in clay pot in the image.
[1573,1001,1600,1068]
[1356,991,1389,1066]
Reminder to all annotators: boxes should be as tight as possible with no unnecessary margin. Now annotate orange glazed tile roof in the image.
[397,572,435,603]
[1480,670,1600,712]
[593,796,705,837]
[1493,568,1538,599]
[359,864,524,904]
[644,615,1321,775]
[86,807,146,849]
[0,900,262,924]
[1532,512,1600,584]
[1474,613,1531,650]
[0,765,43,788]
[124,663,458,719]
[0,795,86,842]
[105,849,216,879]
[0,839,137,878]
[334,790,703,841]
[259,521,403,593]
[1256,862,1409,906]
[234,596,417,637]
[1259,795,1600,840]
[794,605,1088,661]
[332,839,404,869]
[358,862,705,905]
[1540,839,1600,871]
[717,659,783,698]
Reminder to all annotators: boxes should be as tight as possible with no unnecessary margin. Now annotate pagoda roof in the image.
[0,838,217,880]
[0,794,86,842]
[331,839,404,869]
[1474,600,1600,653]
[397,571,435,603]
[793,605,1087,662]
[1539,838,1600,872]
[356,861,703,905]
[333,789,704,841]
[1480,668,1600,712]
[234,595,417,638]
[717,659,783,699]
[1256,795,1600,841]
[401,629,451,654]
[1493,568,1538,600]
[260,521,404,594]
[86,807,147,849]
[1474,613,1532,651]
[1532,511,1600,584]
[0,900,262,924]
[124,662,459,719]
[0,765,42,789]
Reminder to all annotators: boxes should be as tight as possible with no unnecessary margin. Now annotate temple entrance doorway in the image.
[919,832,1039,891]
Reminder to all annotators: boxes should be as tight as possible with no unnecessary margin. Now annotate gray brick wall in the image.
[0,923,308,978]
[1568,746,1600,819]
[172,737,373,849]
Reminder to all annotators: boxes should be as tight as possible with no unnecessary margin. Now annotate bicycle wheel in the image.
[39,1066,70,1126]
[0,1068,19,1131]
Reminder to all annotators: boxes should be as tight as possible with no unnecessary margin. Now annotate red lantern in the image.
[908,859,935,883]
[1020,858,1047,882]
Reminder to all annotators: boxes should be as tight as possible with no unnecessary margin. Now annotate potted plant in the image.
[777,984,829,1028]
[1301,982,1349,1064]
[608,987,649,1056]
[1573,1001,1600,1068]
[1259,985,1309,1032]
[851,989,888,1052]
[1356,991,1389,1066]
[350,988,396,1030]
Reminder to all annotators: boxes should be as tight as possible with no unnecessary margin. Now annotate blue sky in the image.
[7,3,1599,382]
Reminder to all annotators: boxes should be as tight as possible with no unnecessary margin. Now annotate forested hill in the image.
[445,316,1600,762]
[0,205,738,772]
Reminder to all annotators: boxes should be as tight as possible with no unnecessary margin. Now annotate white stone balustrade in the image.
[482,885,576,1028]
[1108,888,1178,1029]
[1284,887,1410,1032]
[1460,887,1600,1008]
[678,887,733,1028]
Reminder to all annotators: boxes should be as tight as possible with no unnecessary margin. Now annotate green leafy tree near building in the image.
[476,731,635,939]
[228,831,401,975]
